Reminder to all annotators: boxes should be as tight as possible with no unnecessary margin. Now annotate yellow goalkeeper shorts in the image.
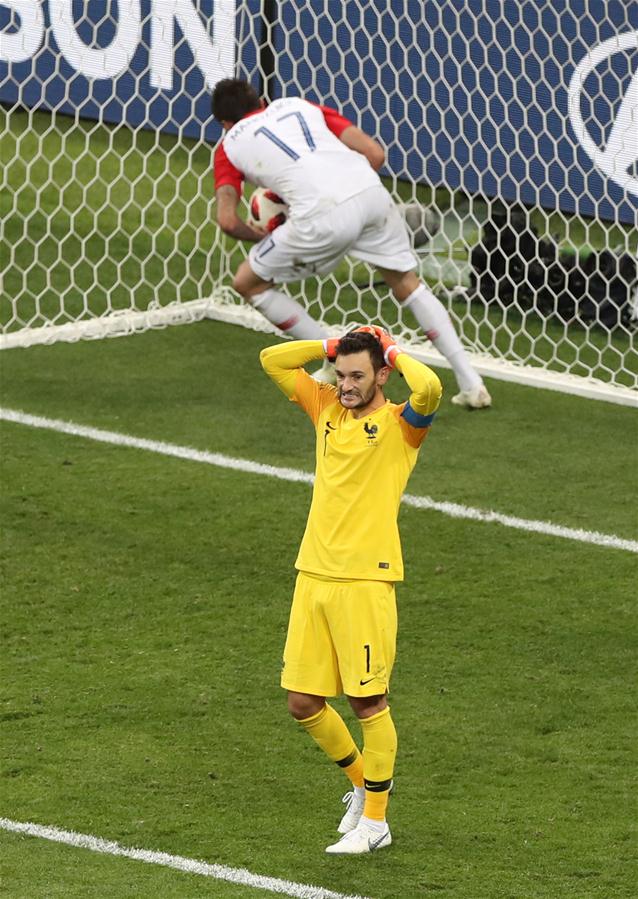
[281,571,397,698]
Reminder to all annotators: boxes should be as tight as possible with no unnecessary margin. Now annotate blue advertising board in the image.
[0,0,247,142]
[271,0,638,226]
[1,0,636,224]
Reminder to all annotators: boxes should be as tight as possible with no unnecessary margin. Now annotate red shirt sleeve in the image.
[317,104,353,137]
[214,141,243,196]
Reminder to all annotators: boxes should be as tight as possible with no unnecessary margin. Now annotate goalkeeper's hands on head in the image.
[353,325,401,368]
[323,326,401,367]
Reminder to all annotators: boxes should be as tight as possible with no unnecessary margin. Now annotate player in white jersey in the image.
[212,78,491,408]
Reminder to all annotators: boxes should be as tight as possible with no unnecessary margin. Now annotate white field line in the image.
[0,818,369,899]
[2,407,637,555]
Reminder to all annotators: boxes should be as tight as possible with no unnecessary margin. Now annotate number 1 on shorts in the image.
[364,643,371,673]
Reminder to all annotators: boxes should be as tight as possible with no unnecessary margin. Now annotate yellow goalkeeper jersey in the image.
[260,341,442,582]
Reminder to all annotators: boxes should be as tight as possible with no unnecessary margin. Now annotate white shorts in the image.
[248,185,417,283]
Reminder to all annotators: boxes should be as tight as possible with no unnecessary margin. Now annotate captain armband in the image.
[401,402,436,429]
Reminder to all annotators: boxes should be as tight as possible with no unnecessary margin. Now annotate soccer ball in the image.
[249,188,288,232]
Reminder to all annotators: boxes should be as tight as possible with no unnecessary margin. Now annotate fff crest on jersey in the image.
[364,422,378,442]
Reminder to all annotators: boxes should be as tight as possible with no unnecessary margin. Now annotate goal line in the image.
[2,300,636,408]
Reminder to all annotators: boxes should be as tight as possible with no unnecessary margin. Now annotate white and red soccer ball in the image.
[249,188,288,232]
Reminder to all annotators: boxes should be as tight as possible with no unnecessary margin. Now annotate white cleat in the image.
[311,364,336,385]
[326,819,392,855]
[451,384,492,409]
[337,788,365,834]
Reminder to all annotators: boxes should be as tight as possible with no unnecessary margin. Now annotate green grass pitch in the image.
[1,321,637,898]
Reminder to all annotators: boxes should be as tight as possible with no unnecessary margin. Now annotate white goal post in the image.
[1,1,637,405]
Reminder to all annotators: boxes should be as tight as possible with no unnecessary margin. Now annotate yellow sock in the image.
[360,706,397,821]
[299,704,364,788]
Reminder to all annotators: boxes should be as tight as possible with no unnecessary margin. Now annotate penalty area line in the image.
[0,817,370,899]
[1,406,637,555]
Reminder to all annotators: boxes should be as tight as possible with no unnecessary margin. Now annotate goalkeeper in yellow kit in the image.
[260,327,442,854]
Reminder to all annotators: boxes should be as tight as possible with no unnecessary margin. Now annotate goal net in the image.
[1,1,637,404]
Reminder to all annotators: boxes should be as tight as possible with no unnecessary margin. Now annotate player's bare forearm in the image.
[338,126,385,171]
[260,340,326,397]
[394,353,442,415]
[216,185,266,242]
[221,218,266,242]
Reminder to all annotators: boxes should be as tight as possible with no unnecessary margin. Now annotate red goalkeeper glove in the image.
[322,338,340,361]
[353,325,401,368]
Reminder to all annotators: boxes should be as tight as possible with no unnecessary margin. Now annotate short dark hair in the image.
[335,330,386,373]
[212,78,261,124]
